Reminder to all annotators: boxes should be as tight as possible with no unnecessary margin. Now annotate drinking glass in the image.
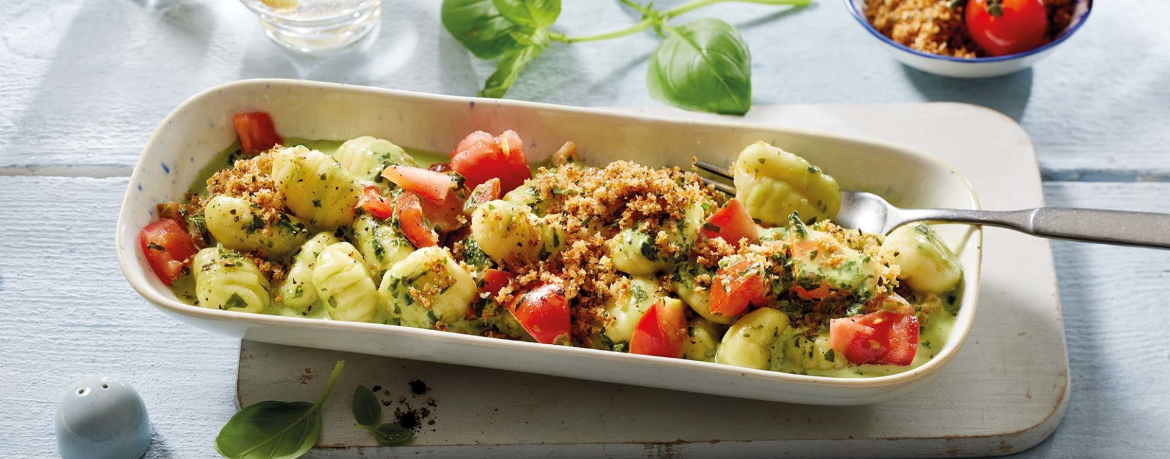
[239,0,381,53]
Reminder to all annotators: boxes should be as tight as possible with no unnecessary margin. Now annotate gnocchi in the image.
[143,122,964,379]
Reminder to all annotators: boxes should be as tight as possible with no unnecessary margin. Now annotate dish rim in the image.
[116,78,983,391]
[844,0,1093,64]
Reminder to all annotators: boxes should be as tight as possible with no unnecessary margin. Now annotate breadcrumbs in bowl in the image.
[864,0,1076,58]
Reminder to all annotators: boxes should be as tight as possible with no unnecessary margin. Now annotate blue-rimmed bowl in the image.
[847,0,1091,78]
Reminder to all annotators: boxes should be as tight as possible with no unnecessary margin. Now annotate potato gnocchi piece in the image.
[732,142,841,225]
[203,195,309,257]
[312,242,380,323]
[783,332,848,371]
[880,224,963,294]
[608,202,704,276]
[502,182,550,215]
[351,214,414,281]
[275,232,339,311]
[271,145,365,230]
[683,317,724,362]
[333,136,417,189]
[470,200,542,265]
[192,247,270,314]
[716,308,790,370]
[790,223,882,301]
[671,262,733,325]
[603,277,665,345]
[378,247,477,329]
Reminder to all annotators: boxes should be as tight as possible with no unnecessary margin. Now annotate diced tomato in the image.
[708,258,771,317]
[232,112,282,154]
[381,166,456,203]
[450,130,532,194]
[829,311,920,366]
[418,189,467,233]
[394,192,438,248]
[508,281,571,345]
[479,269,513,298]
[427,162,453,173]
[355,186,395,219]
[630,299,688,358]
[793,285,833,300]
[463,178,501,214]
[701,198,758,244]
[140,219,199,286]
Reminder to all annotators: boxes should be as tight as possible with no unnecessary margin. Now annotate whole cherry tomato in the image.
[966,0,1049,56]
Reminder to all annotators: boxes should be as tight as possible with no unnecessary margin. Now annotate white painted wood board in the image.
[238,103,1070,457]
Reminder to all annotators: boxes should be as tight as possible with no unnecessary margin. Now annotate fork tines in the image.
[693,160,736,195]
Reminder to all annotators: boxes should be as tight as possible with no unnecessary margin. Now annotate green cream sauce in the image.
[770,287,962,378]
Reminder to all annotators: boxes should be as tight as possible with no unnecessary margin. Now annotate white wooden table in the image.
[2,0,1168,457]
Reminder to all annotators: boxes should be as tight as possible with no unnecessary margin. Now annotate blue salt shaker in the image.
[56,376,151,459]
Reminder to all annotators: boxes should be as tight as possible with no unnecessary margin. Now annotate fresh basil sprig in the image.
[442,0,811,115]
[214,361,345,459]
[352,384,415,446]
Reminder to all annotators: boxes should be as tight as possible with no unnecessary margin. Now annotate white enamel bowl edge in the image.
[846,0,1092,78]
[116,79,982,405]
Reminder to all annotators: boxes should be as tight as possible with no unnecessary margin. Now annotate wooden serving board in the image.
[237,103,1069,458]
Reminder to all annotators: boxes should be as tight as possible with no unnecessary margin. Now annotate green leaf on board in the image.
[214,361,345,459]
[352,385,381,427]
[373,423,415,446]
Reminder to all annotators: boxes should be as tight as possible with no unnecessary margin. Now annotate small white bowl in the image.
[847,0,1092,78]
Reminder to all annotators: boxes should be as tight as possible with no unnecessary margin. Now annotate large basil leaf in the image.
[479,40,546,98]
[442,0,520,59]
[214,401,322,459]
[646,18,752,115]
[352,385,381,427]
[491,0,561,28]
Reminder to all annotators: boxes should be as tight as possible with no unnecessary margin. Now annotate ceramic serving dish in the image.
[116,79,982,405]
[846,0,1092,78]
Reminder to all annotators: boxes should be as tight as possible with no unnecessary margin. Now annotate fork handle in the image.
[900,207,1170,249]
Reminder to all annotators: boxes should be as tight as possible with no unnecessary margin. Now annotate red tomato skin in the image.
[418,189,468,233]
[708,259,770,318]
[966,0,1049,56]
[232,112,282,154]
[701,198,759,244]
[140,219,199,285]
[394,193,439,248]
[479,269,513,298]
[381,166,455,203]
[829,311,920,366]
[463,178,502,214]
[630,300,688,358]
[508,282,572,345]
[355,186,395,219]
[450,130,532,194]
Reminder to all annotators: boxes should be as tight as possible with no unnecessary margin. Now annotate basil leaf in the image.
[491,0,561,28]
[479,41,545,98]
[214,401,321,459]
[352,385,381,427]
[214,361,345,459]
[442,0,520,59]
[646,18,752,115]
[373,423,415,446]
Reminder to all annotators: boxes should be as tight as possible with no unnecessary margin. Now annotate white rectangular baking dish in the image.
[116,79,981,405]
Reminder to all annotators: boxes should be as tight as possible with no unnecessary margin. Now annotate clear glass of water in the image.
[239,0,381,53]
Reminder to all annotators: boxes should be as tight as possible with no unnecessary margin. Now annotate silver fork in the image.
[693,160,1170,250]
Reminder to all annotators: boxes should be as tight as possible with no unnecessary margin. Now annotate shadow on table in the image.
[900,66,1034,122]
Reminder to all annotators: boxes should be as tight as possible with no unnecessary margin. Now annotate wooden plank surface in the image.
[1,0,1168,176]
